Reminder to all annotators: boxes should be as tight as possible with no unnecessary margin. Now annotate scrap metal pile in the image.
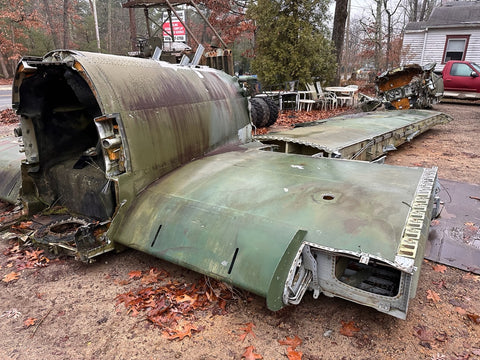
[0,50,451,320]
[375,63,444,110]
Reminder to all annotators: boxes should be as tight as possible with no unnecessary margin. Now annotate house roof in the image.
[405,1,480,31]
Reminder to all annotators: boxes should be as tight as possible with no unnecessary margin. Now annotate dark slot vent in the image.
[228,248,239,274]
[151,224,163,247]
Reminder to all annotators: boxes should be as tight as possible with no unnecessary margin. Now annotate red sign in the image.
[162,11,186,42]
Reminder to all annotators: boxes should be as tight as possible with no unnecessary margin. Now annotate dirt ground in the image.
[1,102,480,360]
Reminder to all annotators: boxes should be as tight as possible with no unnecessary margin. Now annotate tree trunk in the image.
[412,0,418,21]
[63,0,70,48]
[42,0,61,48]
[419,0,428,21]
[0,54,10,79]
[386,12,392,69]
[107,0,112,53]
[374,0,382,72]
[129,8,137,51]
[331,0,349,85]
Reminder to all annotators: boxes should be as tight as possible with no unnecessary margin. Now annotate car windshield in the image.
[472,62,480,73]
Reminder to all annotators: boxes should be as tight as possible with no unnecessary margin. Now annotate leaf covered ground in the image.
[1,103,479,360]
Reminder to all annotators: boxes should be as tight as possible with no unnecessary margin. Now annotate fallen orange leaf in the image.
[114,279,131,286]
[467,312,480,324]
[278,335,302,349]
[141,268,163,284]
[426,289,441,303]
[165,323,198,340]
[286,346,303,360]
[242,345,263,360]
[462,272,480,282]
[14,221,33,229]
[432,279,447,289]
[432,264,447,273]
[175,294,197,305]
[2,271,20,283]
[413,325,434,342]
[128,270,142,279]
[340,320,360,337]
[23,317,37,328]
[455,306,467,315]
[239,322,256,342]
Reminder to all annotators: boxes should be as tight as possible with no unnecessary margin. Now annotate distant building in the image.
[402,1,480,71]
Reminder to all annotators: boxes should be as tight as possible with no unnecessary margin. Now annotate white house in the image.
[402,1,480,71]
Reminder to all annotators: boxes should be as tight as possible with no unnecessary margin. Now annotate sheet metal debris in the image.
[255,110,452,161]
[376,63,444,110]
[426,179,480,275]
[0,137,24,204]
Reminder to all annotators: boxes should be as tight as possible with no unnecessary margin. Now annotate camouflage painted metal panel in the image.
[110,149,438,318]
[0,137,24,203]
[255,110,451,161]
[12,50,250,215]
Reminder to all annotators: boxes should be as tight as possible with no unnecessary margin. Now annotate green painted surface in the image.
[13,50,250,208]
[70,52,249,201]
[255,110,451,159]
[110,149,432,307]
[13,51,249,217]
[0,137,24,203]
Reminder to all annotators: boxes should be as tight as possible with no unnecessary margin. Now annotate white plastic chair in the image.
[316,81,337,109]
[298,83,320,111]
[345,84,359,106]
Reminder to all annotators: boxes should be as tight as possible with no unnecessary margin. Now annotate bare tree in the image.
[383,0,402,69]
[404,0,439,21]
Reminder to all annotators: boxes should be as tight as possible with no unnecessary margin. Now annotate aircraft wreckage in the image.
[0,50,449,319]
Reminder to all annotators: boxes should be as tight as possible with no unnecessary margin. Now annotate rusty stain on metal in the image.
[376,63,444,109]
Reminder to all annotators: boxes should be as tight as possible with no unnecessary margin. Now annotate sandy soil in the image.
[1,103,480,360]
[385,102,480,185]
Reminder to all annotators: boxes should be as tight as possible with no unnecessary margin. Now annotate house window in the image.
[443,35,470,63]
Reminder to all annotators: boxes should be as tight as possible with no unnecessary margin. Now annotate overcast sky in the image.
[329,0,376,24]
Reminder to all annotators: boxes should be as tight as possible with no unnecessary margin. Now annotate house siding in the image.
[402,31,426,64]
[402,27,480,71]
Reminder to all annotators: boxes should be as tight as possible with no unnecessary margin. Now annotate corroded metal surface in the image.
[0,137,24,203]
[255,110,452,161]
[426,179,480,274]
[13,50,249,216]
[376,63,444,109]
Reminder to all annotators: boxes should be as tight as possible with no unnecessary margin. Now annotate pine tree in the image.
[247,0,336,87]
